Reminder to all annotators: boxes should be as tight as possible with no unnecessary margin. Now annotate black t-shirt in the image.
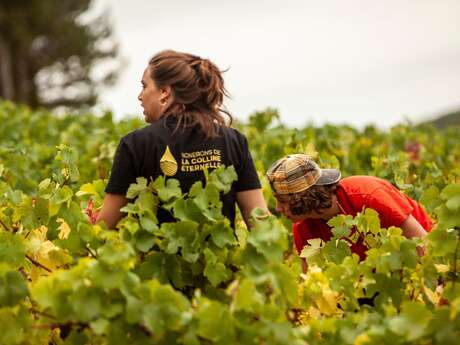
[105,116,261,226]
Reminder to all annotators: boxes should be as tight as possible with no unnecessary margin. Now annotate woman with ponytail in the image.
[97,50,267,229]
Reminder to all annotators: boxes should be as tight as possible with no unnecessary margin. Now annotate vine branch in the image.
[26,254,52,273]
[30,307,56,320]
[86,245,97,259]
[0,218,12,232]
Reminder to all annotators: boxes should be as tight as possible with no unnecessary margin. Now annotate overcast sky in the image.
[91,0,460,128]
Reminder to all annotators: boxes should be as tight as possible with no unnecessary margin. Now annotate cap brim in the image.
[315,169,341,185]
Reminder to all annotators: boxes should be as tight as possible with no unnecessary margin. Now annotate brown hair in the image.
[282,183,338,216]
[148,50,232,139]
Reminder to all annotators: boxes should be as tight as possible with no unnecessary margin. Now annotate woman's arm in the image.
[96,193,128,229]
[236,188,269,228]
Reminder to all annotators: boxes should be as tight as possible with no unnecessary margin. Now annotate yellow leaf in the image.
[57,218,71,239]
[61,167,70,179]
[423,286,440,305]
[450,296,460,320]
[34,225,48,241]
[316,289,340,316]
[25,226,48,255]
[307,306,321,319]
[354,333,371,345]
[39,241,58,258]
[30,266,43,282]
[24,226,73,281]
[434,264,449,273]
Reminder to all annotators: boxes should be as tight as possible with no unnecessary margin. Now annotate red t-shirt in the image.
[293,176,433,260]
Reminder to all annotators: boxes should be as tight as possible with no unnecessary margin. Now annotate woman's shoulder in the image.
[218,125,247,141]
[121,118,170,143]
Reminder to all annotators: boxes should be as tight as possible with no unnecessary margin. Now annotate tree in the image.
[0,0,120,109]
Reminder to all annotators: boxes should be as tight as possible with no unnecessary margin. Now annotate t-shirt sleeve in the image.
[365,186,414,228]
[105,138,137,195]
[234,133,261,191]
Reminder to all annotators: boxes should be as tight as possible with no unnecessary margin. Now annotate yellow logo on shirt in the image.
[180,149,221,172]
[160,145,178,176]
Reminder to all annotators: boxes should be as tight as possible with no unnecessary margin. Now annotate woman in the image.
[266,154,432,268]
[97,50,267,229]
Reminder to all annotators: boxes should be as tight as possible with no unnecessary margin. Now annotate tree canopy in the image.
[0,0,120,109]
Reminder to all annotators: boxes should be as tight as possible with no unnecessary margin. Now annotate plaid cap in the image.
[266,154,341,195]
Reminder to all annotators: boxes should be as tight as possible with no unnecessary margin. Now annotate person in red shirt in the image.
[266,154,432,270]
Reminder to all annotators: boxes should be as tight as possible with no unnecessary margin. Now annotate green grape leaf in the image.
[272,263,298,305]
[436,204,460,229]
[207,165,238,194]
[196,299,236,342]
[134,229,156,253]
[388,301,432,341]
[399,240,417,269]
[208,220,236,248]
[232,279,260,312]
[322,239,351,264]
[332,225,351,238]
[69,288,103,322]
[50,185,73,205]
[139,215,158,234]
[140,280,190,334]
[363,208,381,235]
[0,306,32,345]
[191,183,221,209]
[247,215,288,262]
[98,240,135,267]
[125,296,143,324]
[204,248,230,286]
[153,176,182,202]
[300,238,324,259]
[55,144,80,182]
[136,252,189,288]
[420,186,441,213]
[0,232,26,268]
[173,199,204,223]
[126,177,148,199]
[426,227,458,257]
[76,180,106,198]
[136,190,158,214]
[90,318,109,335]
[441,184,460,211]
[0,271,29,306]
[14,196,49,228]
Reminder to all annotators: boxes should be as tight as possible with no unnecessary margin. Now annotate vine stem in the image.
[26,254,52,273]
[31,321,86,329]
[31,323,60,329]
[86,245,97,259]
[0,218,12,232]
[30,307,56,320]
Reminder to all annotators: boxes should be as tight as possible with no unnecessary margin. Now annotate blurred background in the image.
[1,0,459,129]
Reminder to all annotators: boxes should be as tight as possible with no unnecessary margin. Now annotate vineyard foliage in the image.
[0,101,460,344]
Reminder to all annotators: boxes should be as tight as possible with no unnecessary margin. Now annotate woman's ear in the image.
[160,86,172,100]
